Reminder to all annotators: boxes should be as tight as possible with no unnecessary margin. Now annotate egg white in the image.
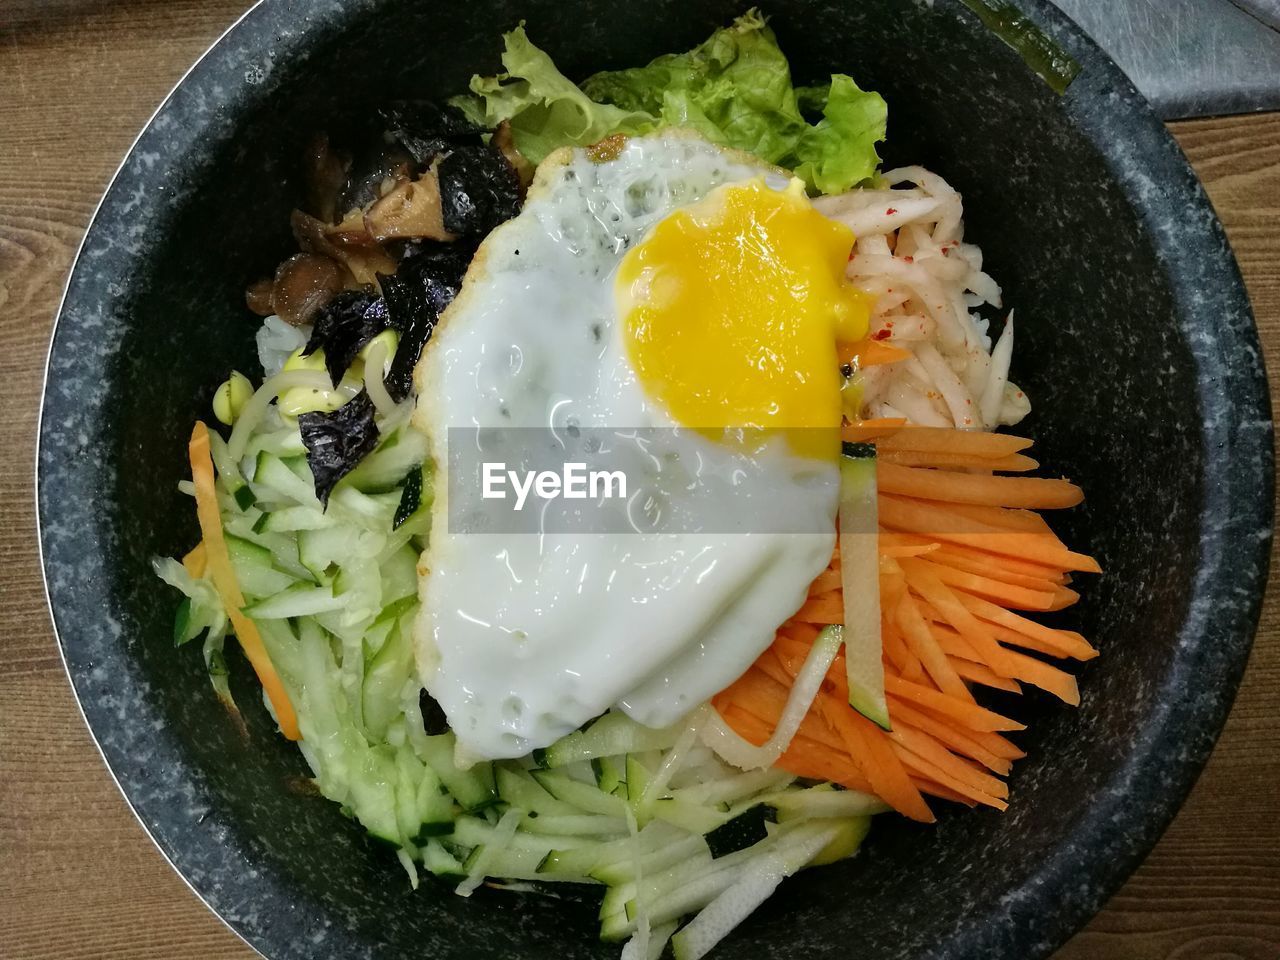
[413,132,838,760]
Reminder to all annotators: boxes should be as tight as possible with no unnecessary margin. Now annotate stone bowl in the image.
[37,1,1273,958]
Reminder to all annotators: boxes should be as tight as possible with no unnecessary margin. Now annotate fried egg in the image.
[413,132,869,759]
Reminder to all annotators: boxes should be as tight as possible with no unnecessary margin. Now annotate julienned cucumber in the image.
[839,441,891,731]
[534,712,682,767]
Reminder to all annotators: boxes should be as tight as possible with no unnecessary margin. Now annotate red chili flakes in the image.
[885,207,898,216]
[872,328,892,341]
[902,255,913,263]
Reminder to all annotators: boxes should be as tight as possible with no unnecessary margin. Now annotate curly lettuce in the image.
[449,9,886,194]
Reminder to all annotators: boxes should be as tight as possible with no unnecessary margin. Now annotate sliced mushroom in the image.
[272,253,345,326]
[493,120,534,189]
[245,277,276,316]
[292,209,398,288]
[303,132,351,225]
[364,167,455,243]
[338,141,415,217]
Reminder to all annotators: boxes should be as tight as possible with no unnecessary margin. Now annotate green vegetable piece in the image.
[172,598,194,646]
[703,803,775,858]
[958,0,1080,95]
[212,371,253,426]
[232,485,257,512]
[792,74,888,196]
[453,8,887,194]
[449,23,654,164]
[393,467,423,530]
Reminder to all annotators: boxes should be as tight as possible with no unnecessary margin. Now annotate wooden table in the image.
[1,2,1277,957]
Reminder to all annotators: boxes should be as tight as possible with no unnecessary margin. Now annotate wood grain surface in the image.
[1,2,1277,958]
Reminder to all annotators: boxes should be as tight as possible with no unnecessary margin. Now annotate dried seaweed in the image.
[378,100,486,167]
[299,391,380,507]
[437,144,522,237]
[303,290,391,386]
[380,239,476,401]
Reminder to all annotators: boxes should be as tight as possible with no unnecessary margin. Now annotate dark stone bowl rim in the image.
[35,1,1274,958]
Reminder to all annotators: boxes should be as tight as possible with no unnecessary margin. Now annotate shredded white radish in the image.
[821,165,1029,429]
[980,312,1016,426]
[915,342,982,430]
[700,626,843,770]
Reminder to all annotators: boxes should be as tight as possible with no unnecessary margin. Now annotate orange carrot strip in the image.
[949,656,1021,693]
[894,591,974,701]
[732,672,849,754]
[887,699,1014,775]
[926,499,1058,536]
[884,674,1026,732]
[912,778,977,806]
[771,642,934,822]
[878,495,1098,572]
[881,543,941,558]
[876,462,1084,510]
[999,649,1081,705]
[878,449,1040,472]
[807,567,843,596]
[720,706,875,793]
[841,419,907,442]
[898,558,1016,674]
[190,423,300,741]
[885,533,1067,583]
[888,726,1009,799]
[888,695,1025,761]
[839,338,913,368]
[881,619,921,680]
[779,621,822,646]
[908,556,1057,611]
[874,428,1033,458]
[892,742,1008,811]
[950,592,1100,661]
[924,545,1068,592]
[182,541,208,579]
[818,693,935,822]
[1047,585,1081,611]
[793,590,844,624]
[926,621,982,662]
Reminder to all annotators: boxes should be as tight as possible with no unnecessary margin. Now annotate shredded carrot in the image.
[806,567,843,596]
[793,590,844,624]
[189,422,300,741]
[182,541,208,579]
[838,339,913,369]
[923,541,1069,591]
[876,462,1083,510]
[877,449,1040,472]
[949,656,1021,694]
[841,418,908,443]
[712,425,1098,822]
[904,555,1057,612]
[872,426,1033,457]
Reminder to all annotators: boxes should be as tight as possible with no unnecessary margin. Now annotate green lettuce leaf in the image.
[451,9,887,194]
[449,25,655,164]
[791,74,888,195]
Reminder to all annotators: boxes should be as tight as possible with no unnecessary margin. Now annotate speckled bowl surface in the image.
[37,1,1273,958]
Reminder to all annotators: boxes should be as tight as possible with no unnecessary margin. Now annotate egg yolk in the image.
[617,177,869,460]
